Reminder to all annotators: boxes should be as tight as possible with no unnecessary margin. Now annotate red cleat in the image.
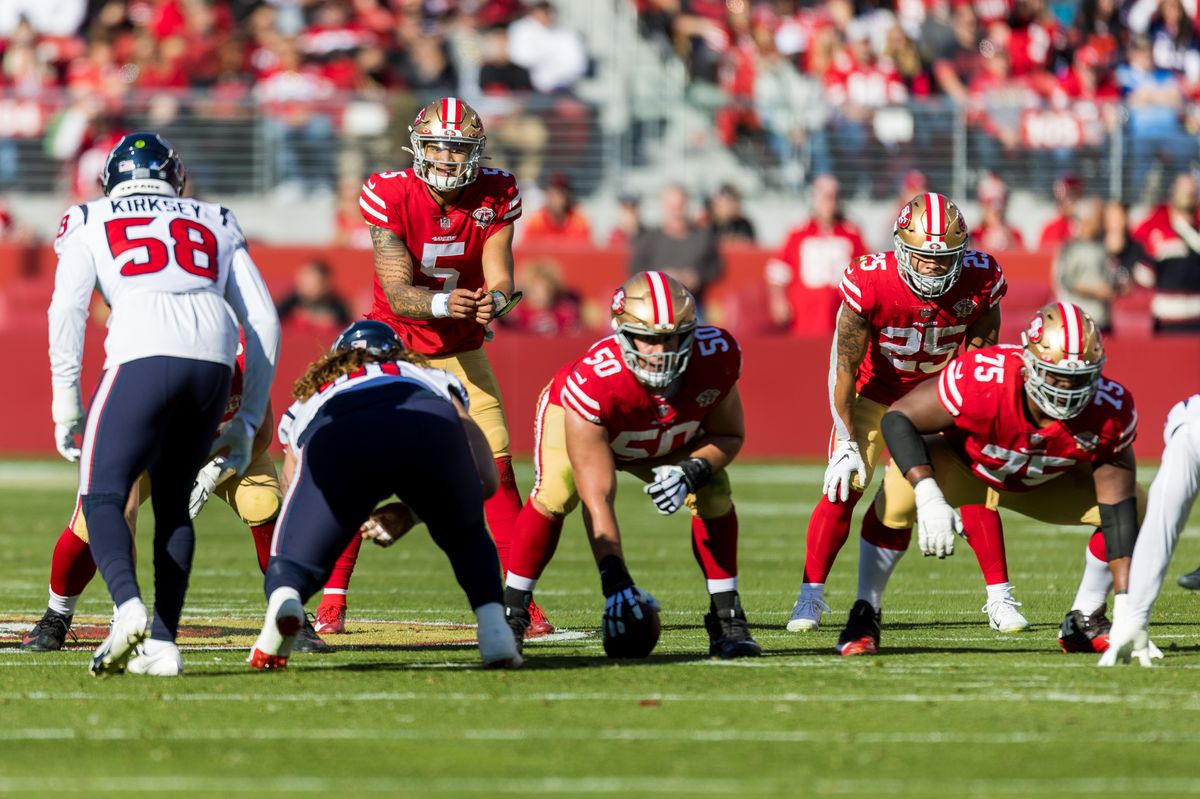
[248,648,289,670]
[836,636,879,657]
[835,600,881,657]
[314,603,347,635]
[526,601,555,638]
[1058,608,1111,653]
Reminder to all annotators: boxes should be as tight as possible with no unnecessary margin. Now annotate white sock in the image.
[986,582,1015,602]
[506,573,538,592]
[706,577,737,594]
[322,588,347,600]
[857,538,906,611]
[1071,546,1112,615]
[48,590,79,617]
[141,638,175,656]
[800,582,825,601]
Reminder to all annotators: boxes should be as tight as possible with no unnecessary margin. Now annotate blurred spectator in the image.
[507,1,588,94]
[752,27,830,186]
[1117,35,1195,200]
[1053,198,1126,333]
[477,24,547,188]
[706,183,756,244]
[1102,200,1150,290]
[276,259,352,329]
[1132,172,1200,333]
[765,174,867,335]
[0,0,86,38]
[500,259,583,336]
[1038,173,1083,251]
[521,172,592,246]
[630,184,723,303]
[0,197,35,243]
[974,172,1026,251]
[333,176,372,249]
[394,36,459,97]
[256,38,337,198]
[608,192,643,248]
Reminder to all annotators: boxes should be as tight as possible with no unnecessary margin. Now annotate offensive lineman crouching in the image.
[503,272,761,659]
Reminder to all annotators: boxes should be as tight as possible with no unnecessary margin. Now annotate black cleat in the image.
[291,614,331,653]
[704,605,762,659]
[1058,606,1111,653]
[505,604,529,658]
[1178,566,1200,590]
[836,599,881,656]
[21,609,75,651]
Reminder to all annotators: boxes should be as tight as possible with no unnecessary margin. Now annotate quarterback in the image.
[788,193,1022,634]
[503,272,760,660]
[838,302,1143,657]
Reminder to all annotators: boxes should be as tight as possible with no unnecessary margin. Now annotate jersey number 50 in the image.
[105,217,219,281]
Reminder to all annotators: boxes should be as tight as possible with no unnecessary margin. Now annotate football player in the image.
[787,193,1023,634]
[836,302,1143,657]
[316,96,547,635]
[250,322,519,671]
[502,271,760,659]
[1100,395,1199,667]
[48,132,279,676]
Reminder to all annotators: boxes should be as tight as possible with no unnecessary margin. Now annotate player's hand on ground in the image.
[210,416,256,476]
[447,288,480,320]
[645,465,690,515]
[53,421,82,463]
[823,440,866,502]
[602,586,659,637]
[1098,623,1155,667]
[189,459,234,519]
[914,478,961,558]
[360,501,419,547]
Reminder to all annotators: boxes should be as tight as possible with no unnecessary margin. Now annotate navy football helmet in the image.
[332,320,402,354]
[100,132,187,198]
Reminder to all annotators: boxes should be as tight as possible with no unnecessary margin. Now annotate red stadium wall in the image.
[1,243,1196,459]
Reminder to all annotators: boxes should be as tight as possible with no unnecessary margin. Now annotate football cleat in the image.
[476,603,523,670]
[983,595,1030,633]
[90,599,150,677]
[786,594,831,632]
[248,588,306,670]
[21,609,74,651]
[292,614,332,653]
[1178,566,1200,590]
[836,599,881,656]
[1059,606,1111,653]
[704,603,762,659]
[127,641,184,677]
[526,600,555,638]
[313,603,347,635]
[505,604,529,658]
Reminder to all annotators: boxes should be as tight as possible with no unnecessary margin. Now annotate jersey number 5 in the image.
[421,242,463,289]
[105,217,219,281]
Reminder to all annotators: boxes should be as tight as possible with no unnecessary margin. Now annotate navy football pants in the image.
[266,384,502,611]
[80,356,231,642]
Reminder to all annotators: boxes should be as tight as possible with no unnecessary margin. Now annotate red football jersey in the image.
[838,249,1007,406]
[358,168,521,356]
[766,219,868,336]
[220,348,247,430]
[936,345,1137,492]
[550,328,741,462]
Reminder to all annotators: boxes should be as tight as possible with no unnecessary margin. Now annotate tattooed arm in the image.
[369,225,477,320]
[829,303,871,444]
[963,302,1001,351]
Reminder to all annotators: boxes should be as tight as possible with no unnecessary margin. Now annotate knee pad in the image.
[264,557,327,603]
[688,470,733,518]
[234,484,282,527]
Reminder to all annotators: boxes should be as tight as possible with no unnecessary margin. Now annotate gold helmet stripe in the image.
[924,191,945,242]
[1058,301,1084,357]
[646,271,673,328]
[441,97,463,128]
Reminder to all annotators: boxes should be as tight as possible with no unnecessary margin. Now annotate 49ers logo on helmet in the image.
[611,287,626,314]
[1027,315,1044,343]
[897,203,912,228]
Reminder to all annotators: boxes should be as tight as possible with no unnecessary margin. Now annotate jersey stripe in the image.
[560,386,600,423]
[359,197,388,224]
[78,367,121,494]
[531,386,552,498]
[937,363,963,416]
[362,182,387,210]
[841,276,862,297]
[839,286,863,313]
[565,375,601,411]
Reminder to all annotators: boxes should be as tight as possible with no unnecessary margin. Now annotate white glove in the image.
[914,478,962,558]
[51,384,85,463]
[645,465,690,515]
[359,502,421,548]
[1099,595,1164,667]
[189,459,235,519]
[210,415,256,476]
[823,439,866,502]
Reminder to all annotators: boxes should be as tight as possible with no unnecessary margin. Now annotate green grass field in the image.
[1,459,1199,798]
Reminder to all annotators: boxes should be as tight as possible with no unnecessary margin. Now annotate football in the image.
[601,598,661,659]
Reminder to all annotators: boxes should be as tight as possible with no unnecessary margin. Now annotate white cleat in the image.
[128,641,185,676]
[786,595,831,632]
[248,587,305,670]
[476,602,523,670]
[983,596,1030,633]
[90,599,150,677]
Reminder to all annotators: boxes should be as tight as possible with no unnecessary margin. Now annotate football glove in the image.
[644,458,712,516]
[188,459,236,519]
[360,502,421,548]
[54,422,82,463]
[51,384,85,463]
[210,415,256,476]
[823,439,866,503]
[1099,594,1164,667]
[914,478,962,558]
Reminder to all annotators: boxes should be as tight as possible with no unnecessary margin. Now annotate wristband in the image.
[431,292,451,318]
[599,555,634,597]
[679,457,713,491]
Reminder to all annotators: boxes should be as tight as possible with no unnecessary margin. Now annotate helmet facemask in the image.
[409,134,484,191]
[1021,350,1104,420]
[1020,302,1106,421]
[894,239,965,299]
[615,327,696,390]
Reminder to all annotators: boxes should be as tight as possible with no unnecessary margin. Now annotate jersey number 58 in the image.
[106,217,219,281]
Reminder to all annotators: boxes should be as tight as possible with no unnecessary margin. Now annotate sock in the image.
[507,502,564,584]
[48,590,79,617]
[249,522,275,574]
[1071,530,1112,614]
[483,456,523,575]
[322,534,363,602]
[320,589,347,609]
[692,509,739,595]
[986,581,1015,602]
[504,585,532,613]
[141,637,174,655]
[857,504,910,611]
[802,492,861,584]
[961,505,1008,585]
[49,525,97,600]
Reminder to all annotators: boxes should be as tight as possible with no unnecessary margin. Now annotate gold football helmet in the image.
[1020,302,1106,420]
[611,271,698,389]
[893,192,970,298]
[406,97,486,190]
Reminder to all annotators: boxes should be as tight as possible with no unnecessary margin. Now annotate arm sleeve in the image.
[224,246,281,431]
[47,208,97,393]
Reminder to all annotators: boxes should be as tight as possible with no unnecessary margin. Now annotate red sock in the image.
[49,525,96,597]
[1089,528,1106,560]
[961,505,1008,585]
[249,522,274,574]
[861,503,911,551]
[802,492,861,583]
[691,509,739,580]
[484,456,523,575]
[323,533,363,598]
[507,502,564,582]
